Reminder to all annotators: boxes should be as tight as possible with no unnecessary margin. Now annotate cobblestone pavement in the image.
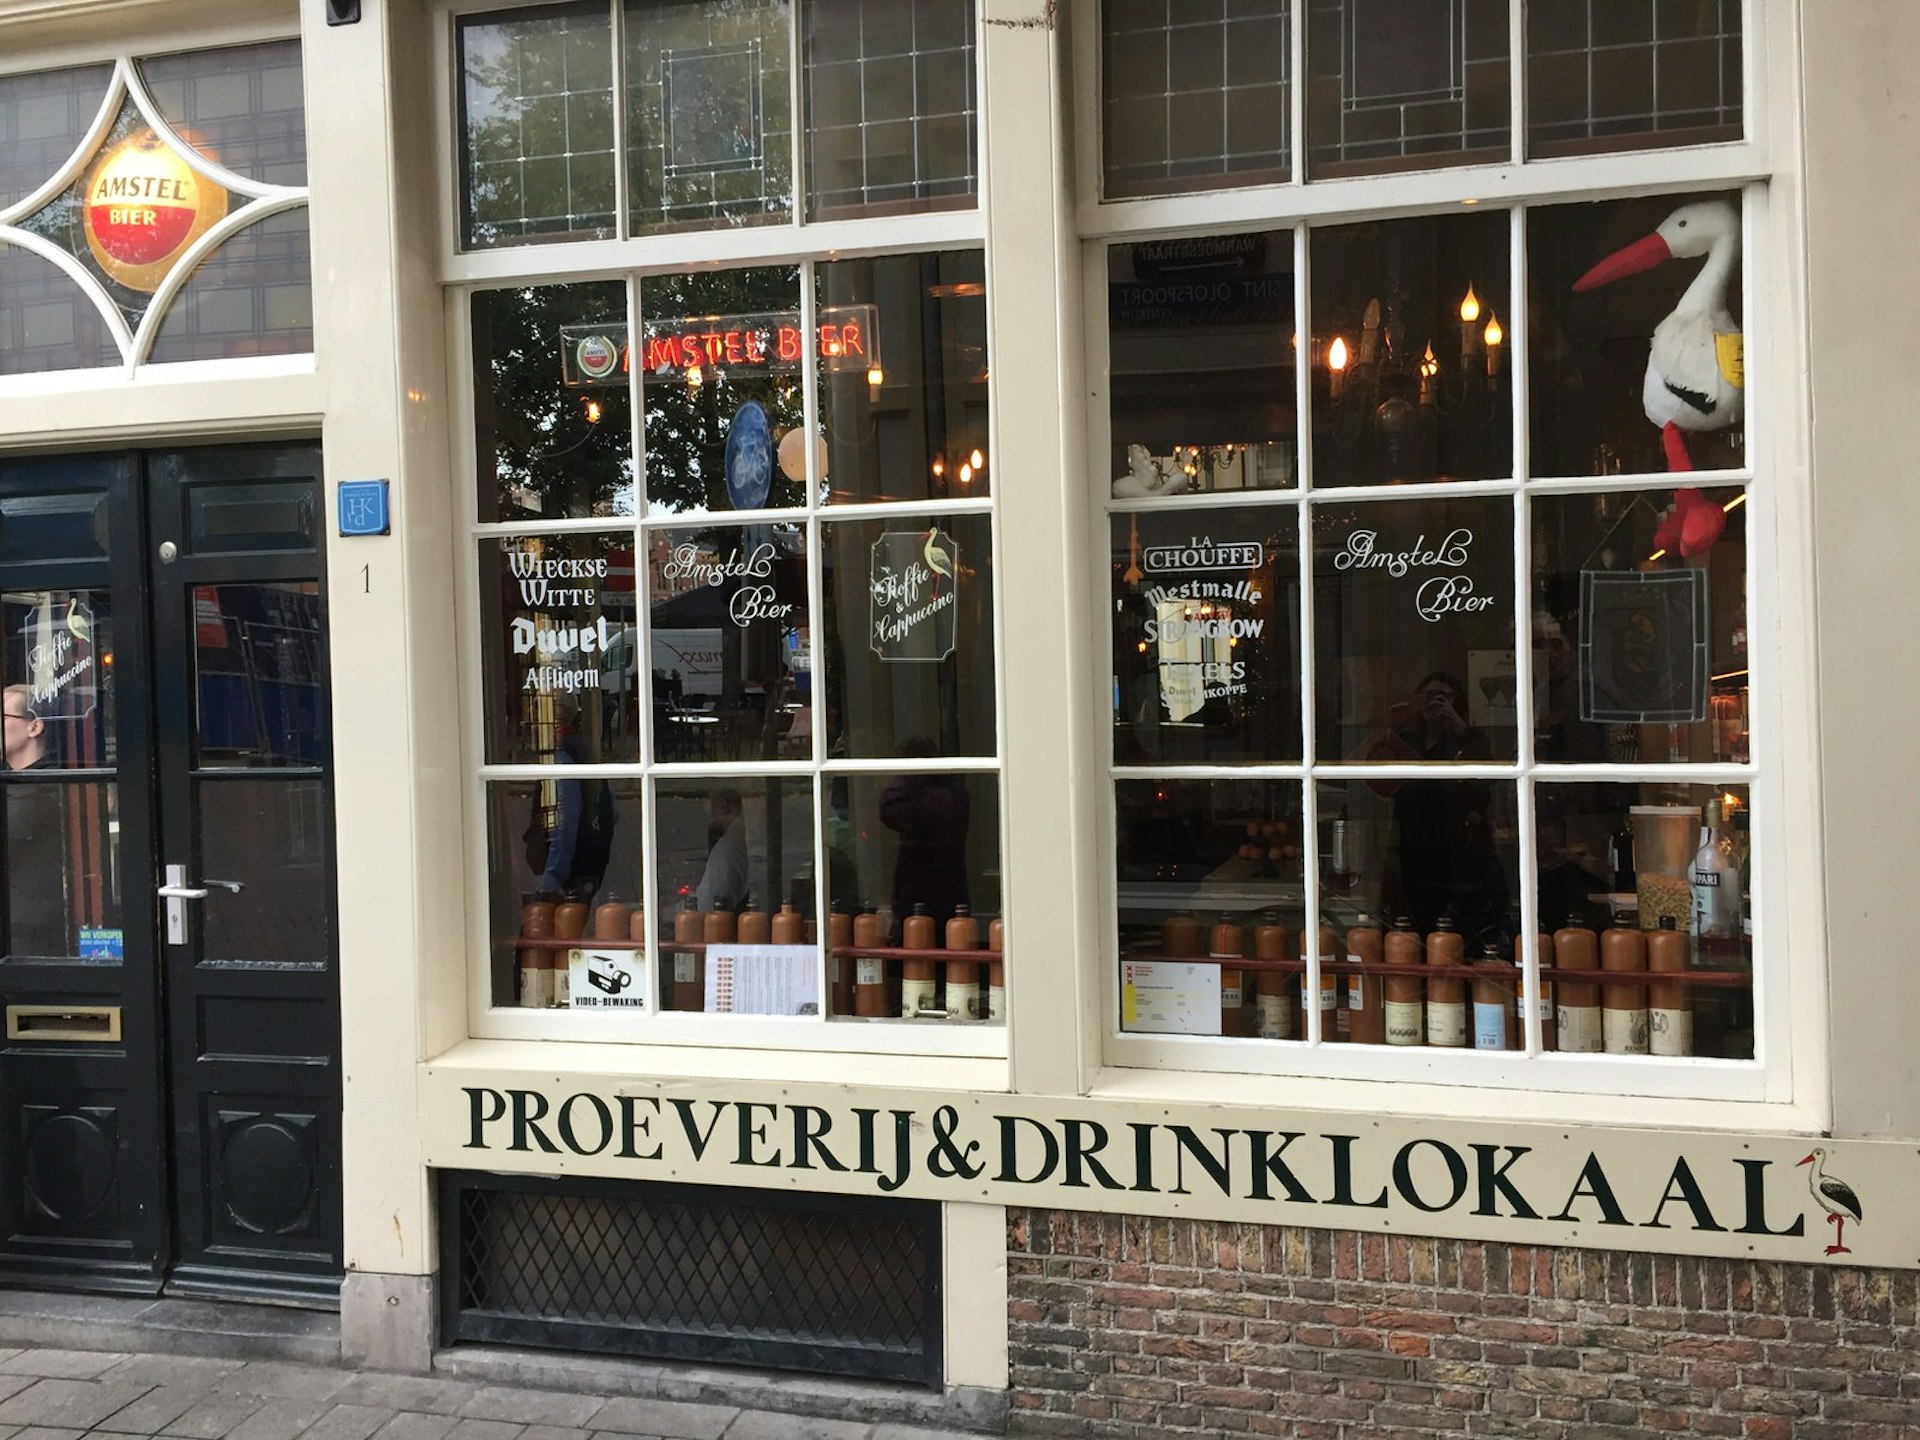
[0,1348,980,1440]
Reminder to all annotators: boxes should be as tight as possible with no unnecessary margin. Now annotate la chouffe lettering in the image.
[1333,526,1495,623]
[83,128,228,293]
[559,305,881,388]
[460,1087,1864,1262]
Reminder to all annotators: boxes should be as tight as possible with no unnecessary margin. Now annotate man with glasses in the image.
[2,685,50,772]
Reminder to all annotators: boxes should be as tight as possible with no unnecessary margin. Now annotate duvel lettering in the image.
[441,1081,1920,1268]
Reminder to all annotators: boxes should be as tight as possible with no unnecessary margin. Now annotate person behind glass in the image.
[530,716,616,900]
[880,738,970,940]
[3,687,51,771]
[695,787,748,912]
[3,686,63,957]
[1362,671,1508,939]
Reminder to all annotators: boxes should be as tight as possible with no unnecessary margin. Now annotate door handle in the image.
[204,879,245,894]
[157,883,209,900]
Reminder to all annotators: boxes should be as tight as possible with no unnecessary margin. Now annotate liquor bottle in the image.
[1471,946,1514,1050]
[1424,917,1467,1048]
[1552,917,1602,1053]
[518,898,555,1009]
[945,905,980,1022]
[1690,799,1744,965]
[1211,915,1248,1037]
[1253,919,1289,1039]
[771,902,803,945]
[672,902,703,1012]
[1600,925,1650,1055]
[1346,917,1385,1045]
[853,905,886,1017]
[987,916,1006,1023]
[901,904,937,1018]
[1299,920,1339,1042]
[1648,917,1691,1057]
[1383,917,1424,1046]
[1515,932,1555,1051]
[553,899,588,1009]
[737,909,771,945]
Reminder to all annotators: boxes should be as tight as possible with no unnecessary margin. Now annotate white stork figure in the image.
[1797,1148,1863,1257]
[1573,200,1743,473]
[923,527,955,603]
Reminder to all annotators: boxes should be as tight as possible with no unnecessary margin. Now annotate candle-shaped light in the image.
[867,364,885,387]
[969,447,985,471]
[1328,335,1350,401]
[1418,342,1439,406]
[1484,312,1504,383]
[685,362,704,389]
[1459,284,1481,361]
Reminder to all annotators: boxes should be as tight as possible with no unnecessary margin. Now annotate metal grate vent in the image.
[439,1170,942,1385]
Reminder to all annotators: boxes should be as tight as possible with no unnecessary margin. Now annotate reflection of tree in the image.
[641,265,807,514]
[473,281,634,520]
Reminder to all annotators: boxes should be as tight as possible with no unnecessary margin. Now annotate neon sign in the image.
[560,305,880,387]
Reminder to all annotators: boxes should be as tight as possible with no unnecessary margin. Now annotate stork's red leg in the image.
[1825,1212,1851,1257]
[1662,423,1694,473]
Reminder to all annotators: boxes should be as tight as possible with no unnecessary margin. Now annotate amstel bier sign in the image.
[82,128,226,292]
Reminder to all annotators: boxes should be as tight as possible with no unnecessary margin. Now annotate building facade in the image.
[0,0,1913,1434]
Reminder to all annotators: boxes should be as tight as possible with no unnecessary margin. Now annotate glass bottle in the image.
[1690,799,1743,966]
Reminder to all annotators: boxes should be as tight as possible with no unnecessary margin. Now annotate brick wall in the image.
[1006,1209,1920,1438]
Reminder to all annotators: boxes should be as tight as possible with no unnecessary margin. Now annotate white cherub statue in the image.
[1111,443,1190,499]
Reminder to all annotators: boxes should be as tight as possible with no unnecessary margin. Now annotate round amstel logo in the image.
[82,128,228,293]
[575,333,620,381]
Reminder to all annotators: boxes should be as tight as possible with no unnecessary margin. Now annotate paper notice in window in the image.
[706,944,820,1016]
[1121,959,1220,1035]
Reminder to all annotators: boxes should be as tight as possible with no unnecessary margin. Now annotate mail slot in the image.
[6,1004,122,1043]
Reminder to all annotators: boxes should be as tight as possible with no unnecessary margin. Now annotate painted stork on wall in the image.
[1797,1148,1863,1257]
[1573,199,1743,473]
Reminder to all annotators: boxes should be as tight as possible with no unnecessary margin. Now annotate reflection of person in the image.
[1362,672,1508,942]
[695,788,749,911]
[3,686,64,957]
[4,686,51,771]
[880,740,970,938]
[529,723,617,900]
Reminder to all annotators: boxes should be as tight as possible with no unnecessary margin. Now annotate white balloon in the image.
[777,427,827,483]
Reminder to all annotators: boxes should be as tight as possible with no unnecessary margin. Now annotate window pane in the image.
[655,775,817,1013]
[0,480,109,564]
[1535,781,1751,1059]
[459,2,617,248]
[1111,505,1303,765]
[1526,0,1741,159]
[1114,777,1306,1038]
[479,533,642,766]
[0,780,120,963]
[623,0,794,232]
[824,770,1001,1023]
[1305,0,1509,179]
[2,589,115,770]
[472,280,635,523]
[1315,774,1520,1039]
[147,208,314,364]
[1528,192,1743,478]
[0,246,123,377]
[804,0,977,220]
[650,523,809,763]
[639,265,807,517]
[1313,493,1517,763]
[819,249,989,505]
[821,512,994,759]
[192,583,326,768]
[1108,231,1298,498]
[1102,0,1291,199]
[486,778,647,1008]
[197,777,328,965]
[1308,210,1511,486]
[0,63,113,210]
[139,40,308,187]
[1532,486,1746,765]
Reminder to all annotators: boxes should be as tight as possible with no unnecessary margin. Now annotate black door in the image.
[0,442,340,1303]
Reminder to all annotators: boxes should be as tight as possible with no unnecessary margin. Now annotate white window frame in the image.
[1069,0,1827,1121]
[435,0,1012,1058]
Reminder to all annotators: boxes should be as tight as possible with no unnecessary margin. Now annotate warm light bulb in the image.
[959,462,974,484]
[1419,342,1439,378]
[1459,285,1481,324]
[1483,313,1504,347]
[969,448,985,471]
[1328,336,1350,371]
[867,365,885,386]
[584,400,603,424]
[825,339,843,357]
[931,456,946,478]
[1137,640,1149,654]
[685,363,704,389]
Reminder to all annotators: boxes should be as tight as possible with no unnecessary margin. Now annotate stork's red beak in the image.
[1573,232,1673,292]
[1796,1153,1815,1166]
